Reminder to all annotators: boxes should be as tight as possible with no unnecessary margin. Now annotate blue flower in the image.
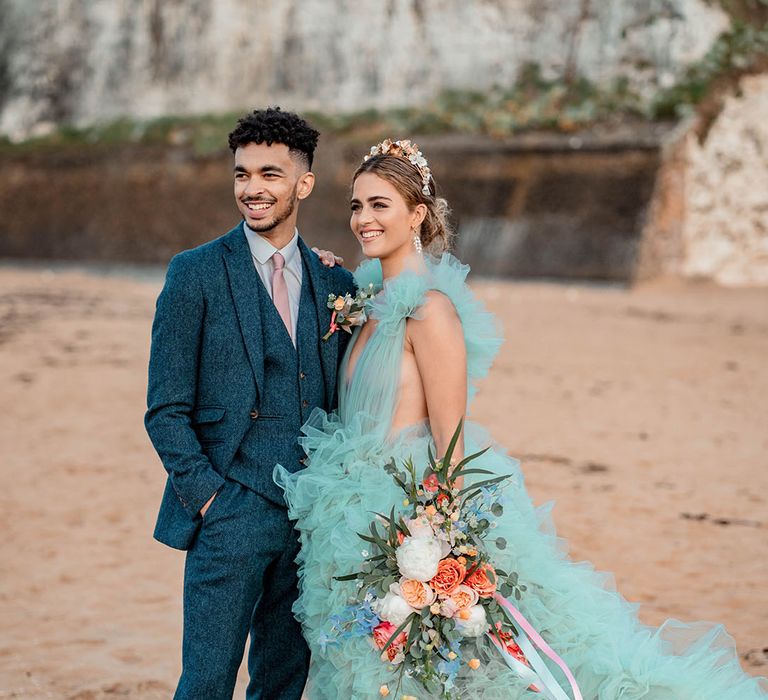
[436,643,462,688]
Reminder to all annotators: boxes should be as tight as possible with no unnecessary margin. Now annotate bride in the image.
[275,140,767,699]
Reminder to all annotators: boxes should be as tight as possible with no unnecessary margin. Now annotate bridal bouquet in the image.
[325,421,533,699]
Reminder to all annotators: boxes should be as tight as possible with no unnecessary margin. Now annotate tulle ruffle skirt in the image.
[274,409,766,699]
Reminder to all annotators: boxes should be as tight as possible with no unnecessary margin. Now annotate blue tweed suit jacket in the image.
[145,224,356,550]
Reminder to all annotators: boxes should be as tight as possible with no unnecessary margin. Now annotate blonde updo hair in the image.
[352,153,454,253]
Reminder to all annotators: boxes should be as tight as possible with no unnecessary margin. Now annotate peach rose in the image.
[399,578,436,609]
[465,563,497,598]
[430,558,466,595]
[449,584,479,611]
[438,584,478,618]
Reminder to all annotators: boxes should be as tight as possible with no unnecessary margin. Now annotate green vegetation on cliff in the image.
[1,2,765,155]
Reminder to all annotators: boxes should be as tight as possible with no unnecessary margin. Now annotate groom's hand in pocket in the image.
[200,491,217,518]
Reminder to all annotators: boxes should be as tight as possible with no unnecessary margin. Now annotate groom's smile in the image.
[242,199,276,220]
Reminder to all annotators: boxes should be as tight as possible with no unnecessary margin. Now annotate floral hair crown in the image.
[363,139,432,196]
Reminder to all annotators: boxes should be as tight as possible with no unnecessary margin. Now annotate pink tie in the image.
[271,252,293,342]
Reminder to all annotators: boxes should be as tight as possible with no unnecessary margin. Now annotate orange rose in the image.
[430,558,466,595]
[399,578,436,609]
[465,563,497,598]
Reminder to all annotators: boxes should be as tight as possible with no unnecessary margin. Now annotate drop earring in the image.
[412,230,423,255]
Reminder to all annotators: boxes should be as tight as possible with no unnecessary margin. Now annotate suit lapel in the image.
[222,224,265,395]
[298,237,338,405]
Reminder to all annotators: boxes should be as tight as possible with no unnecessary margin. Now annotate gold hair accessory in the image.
[363,139,432,196]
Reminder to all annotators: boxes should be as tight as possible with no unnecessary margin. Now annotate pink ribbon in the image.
[322,311,339,341]
[494,593,583,700]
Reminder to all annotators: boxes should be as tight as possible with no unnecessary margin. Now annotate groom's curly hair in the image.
[228,107,320,170]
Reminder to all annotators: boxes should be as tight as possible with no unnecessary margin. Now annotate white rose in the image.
[439,597,458,618]
[454,604,488,637]
[405,516,434,539]
[374,587,414,627]
[436,533,452,558]
[396,535,442,582]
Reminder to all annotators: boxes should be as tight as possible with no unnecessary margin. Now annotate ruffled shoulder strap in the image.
[352,257,383,293]
[352,253,503,401]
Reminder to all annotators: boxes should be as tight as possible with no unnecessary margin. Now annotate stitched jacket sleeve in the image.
[144,252,225,518]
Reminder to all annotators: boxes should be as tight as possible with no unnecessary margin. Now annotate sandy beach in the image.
[0,264,766,699]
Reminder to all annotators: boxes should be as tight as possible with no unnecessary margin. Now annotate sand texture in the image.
[0,266,766,698]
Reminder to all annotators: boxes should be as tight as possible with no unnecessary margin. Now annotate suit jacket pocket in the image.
[193,406,227,447]
[192,406,226,424]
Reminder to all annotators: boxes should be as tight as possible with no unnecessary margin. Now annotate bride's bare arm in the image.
[408,290,468,468]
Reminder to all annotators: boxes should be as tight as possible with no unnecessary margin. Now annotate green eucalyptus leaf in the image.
[381,613,416,655]
[450,446,491,473]
[332,572,361,581]
[441,419,464,473]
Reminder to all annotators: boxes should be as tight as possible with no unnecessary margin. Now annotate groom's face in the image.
[234,142,314,238]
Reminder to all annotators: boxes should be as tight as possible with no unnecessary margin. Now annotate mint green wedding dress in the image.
[275,253,766,699]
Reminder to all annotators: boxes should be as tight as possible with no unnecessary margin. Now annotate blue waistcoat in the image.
[227,257,326,502]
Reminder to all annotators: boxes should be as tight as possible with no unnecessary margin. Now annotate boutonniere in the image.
[322,284,376,341]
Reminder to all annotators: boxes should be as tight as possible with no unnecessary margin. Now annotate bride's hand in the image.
[312,247,344,268]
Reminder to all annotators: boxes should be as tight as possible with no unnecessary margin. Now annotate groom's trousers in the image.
[174,477,309,700]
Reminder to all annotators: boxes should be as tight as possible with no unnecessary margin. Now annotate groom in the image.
[145,107,356,699]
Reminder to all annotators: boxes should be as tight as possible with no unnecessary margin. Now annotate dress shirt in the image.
[243,223,302,344]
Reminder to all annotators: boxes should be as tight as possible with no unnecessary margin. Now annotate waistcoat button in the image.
[302,399,309,408]
[299,371,306,380]
[249,410,259,420]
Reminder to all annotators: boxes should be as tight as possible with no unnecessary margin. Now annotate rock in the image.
[0,0,728,138]
[639,73,768,287]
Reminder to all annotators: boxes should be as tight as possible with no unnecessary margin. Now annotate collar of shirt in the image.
[243,222,301,271]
